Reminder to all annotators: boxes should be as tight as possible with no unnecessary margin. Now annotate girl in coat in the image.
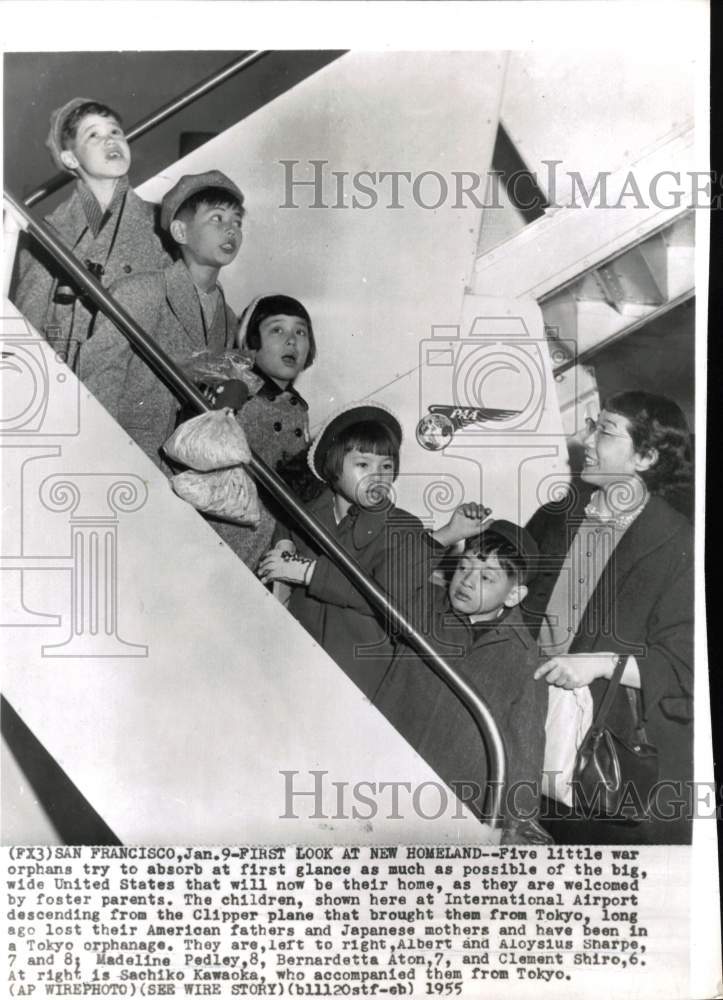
[257,402,429,699]
[208,294,316,571]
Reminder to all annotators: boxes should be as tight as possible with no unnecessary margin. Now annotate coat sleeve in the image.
[77,278,160,422]
[12,238,55,333]
[307,518,438,617]
[635,539,694,723]
[225,305,238,349]
[502,664,548,819]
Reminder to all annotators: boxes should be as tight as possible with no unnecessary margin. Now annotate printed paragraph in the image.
[4,845,656,997]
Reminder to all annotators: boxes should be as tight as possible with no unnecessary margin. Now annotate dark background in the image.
[4,50,344,211]
[707,0,722,941]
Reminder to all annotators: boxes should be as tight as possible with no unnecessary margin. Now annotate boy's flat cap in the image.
[479,519,540,575]
[46,97,95,173]
[160,170,244,231]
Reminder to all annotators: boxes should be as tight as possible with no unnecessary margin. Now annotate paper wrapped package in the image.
[172,466,261,527]
[179,349,264,394]
[163,409,252,471]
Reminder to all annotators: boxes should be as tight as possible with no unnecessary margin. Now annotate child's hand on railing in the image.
[258,542,316,587]
[432,502,492,549]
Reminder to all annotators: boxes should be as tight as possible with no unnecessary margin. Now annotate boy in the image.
[77,170,243,463]
[13,98,169,366]
[374,514,548,838]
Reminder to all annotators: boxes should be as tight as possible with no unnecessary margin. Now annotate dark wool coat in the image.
[77,258,236,463]
[13,181,169,360]
[286,489,430,699]
[213,370,310,571]
[375,584,547,823]
[525,487,694,844]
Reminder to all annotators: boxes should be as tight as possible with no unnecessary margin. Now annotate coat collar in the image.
[250,364,308,409]
[570,493,691,653]
[45,180,149,246]
[604,493,690,587]
[45,185,90,246]
[164,258,229,347]
[342,500,396,551]
[76,176,129,237]
[310,489,403,552]
[433,580,534,650]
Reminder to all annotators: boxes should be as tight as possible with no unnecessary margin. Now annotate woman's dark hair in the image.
[61,101,122,147]
[320,420,400,485]
[603,390,692,496]
[241,295,316,369]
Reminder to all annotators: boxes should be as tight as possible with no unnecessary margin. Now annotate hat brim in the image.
[308,403,402,481]
[475,519,540,576]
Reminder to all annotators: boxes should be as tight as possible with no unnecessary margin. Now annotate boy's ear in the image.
[169,219,187,246]
[59,149,79,172]
[504,583,528,609]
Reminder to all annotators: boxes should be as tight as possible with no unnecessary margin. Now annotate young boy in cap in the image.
[13,98,169,366]
[77,170,243,463]
[374,515,549,840]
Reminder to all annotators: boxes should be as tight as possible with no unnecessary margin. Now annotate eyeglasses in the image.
[583,416,630,440]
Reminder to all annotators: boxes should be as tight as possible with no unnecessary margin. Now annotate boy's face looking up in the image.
[60,114,130,180]
[449,551,527,622]
[171,202,243,269]
[253,315,310,387]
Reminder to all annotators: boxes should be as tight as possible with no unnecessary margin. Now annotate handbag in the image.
[572,656,659,821]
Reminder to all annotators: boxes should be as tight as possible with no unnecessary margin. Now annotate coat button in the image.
[295,428,303,437]
[123,265,132,273]
[273,421,282,432]
[290,397,298,406]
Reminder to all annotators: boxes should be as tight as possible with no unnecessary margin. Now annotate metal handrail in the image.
[4,189,508,829]
[24,51,269,209]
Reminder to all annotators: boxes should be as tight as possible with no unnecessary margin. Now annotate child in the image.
[13,98,169,366]
[216,295,315,570]
[374,517,548,837]
[258,403,429,699]
[77,170,243,463]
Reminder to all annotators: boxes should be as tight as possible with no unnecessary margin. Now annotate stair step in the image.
[663,213,695,247]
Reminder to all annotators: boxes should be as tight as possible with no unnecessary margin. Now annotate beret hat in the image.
[308,402,402,481]
[160,170,244,232]
[475,519,540,577]
[46,97,96,173]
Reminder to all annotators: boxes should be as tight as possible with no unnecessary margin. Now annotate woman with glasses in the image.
[524,391,693,844]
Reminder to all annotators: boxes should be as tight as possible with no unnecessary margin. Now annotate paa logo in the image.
[415,404,520,451]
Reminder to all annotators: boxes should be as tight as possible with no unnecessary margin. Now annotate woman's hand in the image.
[534,653,616,689]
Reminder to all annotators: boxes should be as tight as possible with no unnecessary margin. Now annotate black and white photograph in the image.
[1,2,719,998]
